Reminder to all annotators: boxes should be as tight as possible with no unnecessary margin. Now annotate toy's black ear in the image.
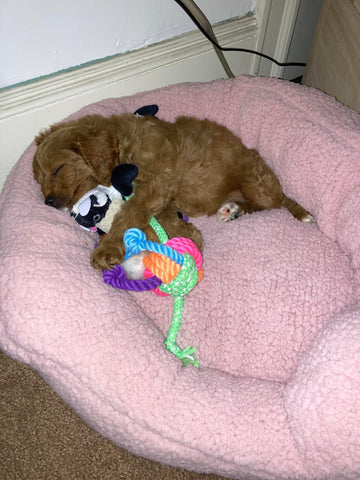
[111,164,139,198]
[134,105,159,117]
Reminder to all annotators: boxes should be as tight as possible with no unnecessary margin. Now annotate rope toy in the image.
[103,217,203,367]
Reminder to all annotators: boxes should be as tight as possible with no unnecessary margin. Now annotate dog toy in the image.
[104,217,202,367]
[134,104,159,117]
[71,163,138,235]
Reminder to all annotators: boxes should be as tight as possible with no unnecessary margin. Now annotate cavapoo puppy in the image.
[33,113,313,270]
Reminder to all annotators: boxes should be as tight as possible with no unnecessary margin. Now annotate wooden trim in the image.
[256,0,301,78]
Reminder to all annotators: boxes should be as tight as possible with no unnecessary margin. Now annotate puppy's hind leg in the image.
[282,196,315,223]
[240,150,314,222]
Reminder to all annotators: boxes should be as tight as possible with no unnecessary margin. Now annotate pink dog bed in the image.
[1,76,360,479]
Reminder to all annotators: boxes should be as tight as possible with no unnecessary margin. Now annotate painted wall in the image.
[0,0,256,89]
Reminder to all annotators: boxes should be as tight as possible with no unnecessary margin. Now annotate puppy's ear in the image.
[73,128,119,182]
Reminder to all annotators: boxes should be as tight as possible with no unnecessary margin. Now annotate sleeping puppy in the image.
[33,113,313,270]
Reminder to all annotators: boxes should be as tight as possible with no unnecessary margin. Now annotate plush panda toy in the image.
[70,163,138,236]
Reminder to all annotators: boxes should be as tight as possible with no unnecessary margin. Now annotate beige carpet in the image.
[0,349,226,480]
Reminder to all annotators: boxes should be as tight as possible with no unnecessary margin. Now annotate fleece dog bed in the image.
[1,76,360,479]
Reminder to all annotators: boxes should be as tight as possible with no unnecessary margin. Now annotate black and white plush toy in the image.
[70,163,138,236]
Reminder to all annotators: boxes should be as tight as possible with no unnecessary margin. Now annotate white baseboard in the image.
[0,15,260,190]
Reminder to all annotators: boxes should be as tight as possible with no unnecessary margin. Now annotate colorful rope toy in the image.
[103,217,203,367]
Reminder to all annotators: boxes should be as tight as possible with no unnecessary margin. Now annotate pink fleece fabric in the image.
[1,76,360,479]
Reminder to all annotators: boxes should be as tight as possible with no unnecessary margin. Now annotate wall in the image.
[0,0,255,89]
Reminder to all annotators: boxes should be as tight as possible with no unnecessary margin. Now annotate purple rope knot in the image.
[103,264,162,292]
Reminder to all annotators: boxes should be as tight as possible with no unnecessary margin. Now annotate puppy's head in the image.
[33,115,119,210]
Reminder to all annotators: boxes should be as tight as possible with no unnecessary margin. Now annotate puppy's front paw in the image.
[91,240,125,271]
[216,202,243,223]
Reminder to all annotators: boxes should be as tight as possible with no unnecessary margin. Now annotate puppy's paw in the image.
[301,213,316,224]
[216,202,243,223]
[91,240,125,271]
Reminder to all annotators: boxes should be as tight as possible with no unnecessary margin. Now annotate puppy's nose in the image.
[45,195,55,207]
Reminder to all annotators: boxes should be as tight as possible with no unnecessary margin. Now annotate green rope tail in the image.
[149,216,168,244]
[160,254,200,367]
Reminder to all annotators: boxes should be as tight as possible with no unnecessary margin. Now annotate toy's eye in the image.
[93,214,101,223]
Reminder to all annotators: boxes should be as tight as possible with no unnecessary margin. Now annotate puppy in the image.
[33,113,312,270]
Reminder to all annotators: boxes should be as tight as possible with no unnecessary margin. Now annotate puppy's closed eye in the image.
[52,164,65,178]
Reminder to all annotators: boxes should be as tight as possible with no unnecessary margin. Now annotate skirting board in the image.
[0,15,259,190]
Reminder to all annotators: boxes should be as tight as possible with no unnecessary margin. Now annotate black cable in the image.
[174,0,306,68]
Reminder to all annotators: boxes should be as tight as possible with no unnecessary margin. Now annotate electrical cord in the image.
[174,0,306,75]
